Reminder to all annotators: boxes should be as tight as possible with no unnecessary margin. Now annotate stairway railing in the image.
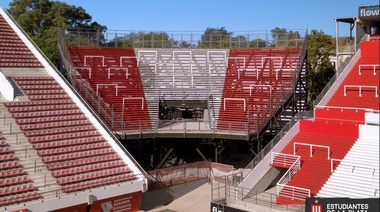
[276,155,310,200]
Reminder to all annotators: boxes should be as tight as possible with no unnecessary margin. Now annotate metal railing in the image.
[242,110,314,174]
[276,155,310,200]
[271,152,300,167]
[60,28,307,49]
[331,158,378,175]
[313,43,360,107]
[211,173,305,211]
[293,142,331,160]
[255,30,308,138]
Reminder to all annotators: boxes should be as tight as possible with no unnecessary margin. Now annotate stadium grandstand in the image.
[0,3,379,212]
[0,6,146,212]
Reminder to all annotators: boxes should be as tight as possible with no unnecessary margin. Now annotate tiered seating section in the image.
[4,76,137,194]
[271,40,380,205]
[67,47,151,130]
[0,13,43,68]
[318,120,379,198]
[327,41,379,110]
[272,107,363,204]
[0,134,40,206]
[218,48,301,131]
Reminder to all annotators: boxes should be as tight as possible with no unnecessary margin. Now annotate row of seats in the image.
[41,148,115,163]
[0,168,25,178]
[0,147,11,153]
[62,174,137,193]
[0,192,40,207]
[28,130,101,143]
[12,109,83,118]
[32,136,104,149]
[28,94,71,100]
[15,114,87,124]
[37,143,110,156]
[20,120,91,131]
[0,161,20,169]
[23,89,67,95]
[24,125,96,137]
[7,104,79,112]
[56,167,131,185]
[0,154,15,161]
[46,154,121,170]
[4,99,74,107]
[51,160,125,177]
[0,176,29,187]
[0,184,35,197]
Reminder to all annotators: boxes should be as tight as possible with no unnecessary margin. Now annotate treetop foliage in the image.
[306,29,336,108]
[7,0,107,66]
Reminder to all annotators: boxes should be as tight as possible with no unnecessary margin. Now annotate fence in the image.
[211,173,305,211]
[147,161,233,190]
[60,29,307,49]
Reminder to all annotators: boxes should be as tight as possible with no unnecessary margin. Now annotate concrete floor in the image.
[147,182,212,212]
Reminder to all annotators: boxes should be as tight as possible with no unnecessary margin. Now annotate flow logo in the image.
[359,6,380,17]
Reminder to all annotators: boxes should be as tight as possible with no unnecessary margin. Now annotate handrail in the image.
[359,64,379,75]
[242,110,314,175]
[344,85,378,97]
[315,105,378,113]
[255,30,308,138]
[58,30,123,131]
[276,155,301,189]
[213,173,305,211]
[331,158,377,174]
[231,186,305,210]
[271,151,310,202]
[271,152,300,167]
[276,184,311,200]
[293,142,331,160]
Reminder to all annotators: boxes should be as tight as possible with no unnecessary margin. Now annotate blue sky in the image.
[0,0,379,36]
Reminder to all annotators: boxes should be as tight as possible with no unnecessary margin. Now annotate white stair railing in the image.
[271,152,299,167]
[293,142,331,160]
[330,158,378,175]
[275,153,310,200]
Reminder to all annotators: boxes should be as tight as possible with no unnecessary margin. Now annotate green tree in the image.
[307,29,336,108]
[249,38,267,48]
[271,27,302,47]
[198,27,232,48]
[7,0,107,66]
[108,31,175,48]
